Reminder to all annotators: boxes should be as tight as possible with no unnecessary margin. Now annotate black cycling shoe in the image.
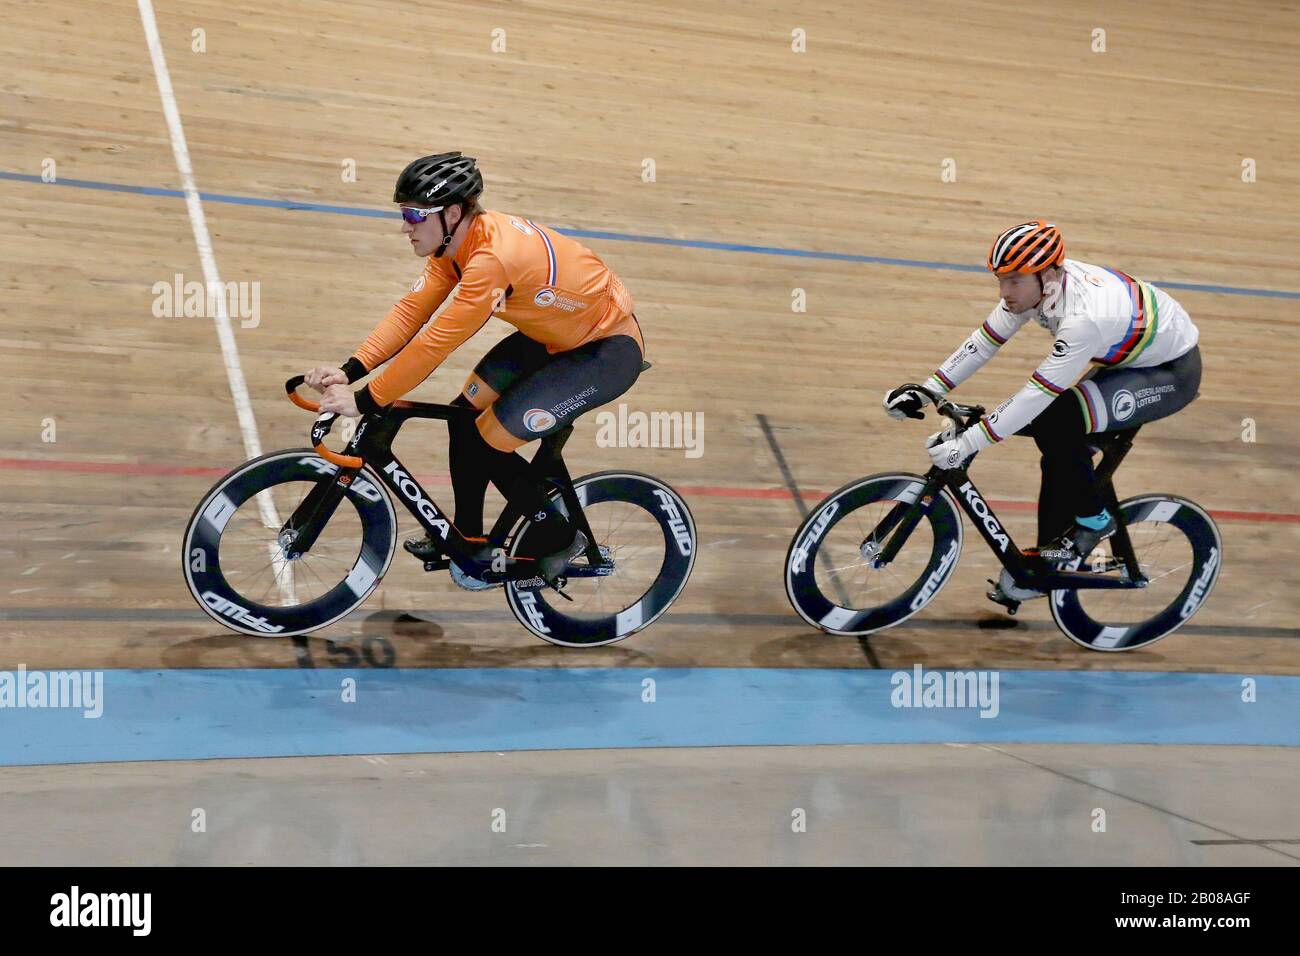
[537,531,587,587]
[1039,515,1118,563]
[403,532,443,560]
[405,534,500,590]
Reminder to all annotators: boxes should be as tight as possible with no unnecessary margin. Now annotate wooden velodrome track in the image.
[1,0,1297,676]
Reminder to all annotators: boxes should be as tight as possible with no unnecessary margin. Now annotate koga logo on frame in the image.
[958,481,1009,552]
[383,461,451,537]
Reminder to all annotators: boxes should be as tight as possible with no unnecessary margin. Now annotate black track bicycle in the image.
[182,374,696,645]
[784,386,1221,651]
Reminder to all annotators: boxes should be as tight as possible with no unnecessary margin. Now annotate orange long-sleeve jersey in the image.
[349,211,640,413]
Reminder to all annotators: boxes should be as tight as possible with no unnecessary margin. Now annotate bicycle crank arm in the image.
[556,562,616,578]
[1034,569,1148,591]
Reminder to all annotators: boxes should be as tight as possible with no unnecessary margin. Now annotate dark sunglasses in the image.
[399,205,444,225]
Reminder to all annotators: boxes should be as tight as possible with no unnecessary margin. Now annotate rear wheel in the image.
[506,472,696,646]
[1050,495,1222,651]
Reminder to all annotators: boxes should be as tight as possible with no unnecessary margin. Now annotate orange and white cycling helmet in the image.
[987,220,1064,275]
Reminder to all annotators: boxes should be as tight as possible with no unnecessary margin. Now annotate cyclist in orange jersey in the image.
[304,153,646,588]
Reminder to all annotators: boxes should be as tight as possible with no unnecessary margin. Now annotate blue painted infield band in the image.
[0,668,1294,766]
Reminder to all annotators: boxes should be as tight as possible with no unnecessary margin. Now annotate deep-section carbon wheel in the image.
[785,473,963,636]
[506,471,696,646]
[183,449,397,637]
[1051,494,1222,651]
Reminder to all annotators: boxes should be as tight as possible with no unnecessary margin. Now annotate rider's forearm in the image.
[359,305,495,412]
[356,253,507,412]
[971,340,1096,446]
[924,306,1026,395]
[355,317,485,414]
[352,295,437,373]
[968,382,1054,448]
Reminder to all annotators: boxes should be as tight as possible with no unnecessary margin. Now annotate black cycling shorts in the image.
[463,330,645,451]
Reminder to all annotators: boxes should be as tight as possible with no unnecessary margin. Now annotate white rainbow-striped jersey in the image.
[923,258,1200,448]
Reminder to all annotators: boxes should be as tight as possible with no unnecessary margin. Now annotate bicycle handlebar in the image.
[285,376,364,470]
[285,374,320,412]
[896,383,986,436]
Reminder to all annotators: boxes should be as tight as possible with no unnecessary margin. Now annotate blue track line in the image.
[3,170,1298,300]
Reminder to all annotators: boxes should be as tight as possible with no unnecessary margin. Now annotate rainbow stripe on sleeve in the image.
[1028,371,1065,397]
[976,320,1007,348]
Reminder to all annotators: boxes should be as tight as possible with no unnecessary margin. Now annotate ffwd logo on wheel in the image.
[516,590,551,634]
[790,501,838,574]
[909,538,960,610]
[299,456,383,502]
[652,489,692,556]
[1180,546,1219,619]
[202,592,285,633]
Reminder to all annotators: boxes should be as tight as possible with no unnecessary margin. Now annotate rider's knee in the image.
[1028,399,1086,449]
[449,393,488,447]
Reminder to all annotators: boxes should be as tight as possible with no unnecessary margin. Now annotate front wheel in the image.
[1050,494,1222,651]
[785,473,964,636]
[505,472,696,646]
[182,449,398,637]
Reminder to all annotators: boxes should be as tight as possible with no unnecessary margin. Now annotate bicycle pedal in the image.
[422,558,450,573]
[548,576,574,601]
[985,580,1021,615]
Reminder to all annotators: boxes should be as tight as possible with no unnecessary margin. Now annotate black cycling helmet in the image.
[393,152,483,208]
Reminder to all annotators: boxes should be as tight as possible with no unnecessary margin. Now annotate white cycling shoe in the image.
[995,567,1047,602]
[450,560,497,591]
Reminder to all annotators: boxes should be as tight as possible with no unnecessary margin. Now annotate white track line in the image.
[137,0,295,604]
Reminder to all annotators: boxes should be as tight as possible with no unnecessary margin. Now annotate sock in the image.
[1075,509,1112,531]
[503,475,574,557]
[448,396,491,537]
[451,402,575,557]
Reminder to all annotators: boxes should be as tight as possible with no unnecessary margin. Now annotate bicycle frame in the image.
[280,390,605,583]
[874,402,1148,593]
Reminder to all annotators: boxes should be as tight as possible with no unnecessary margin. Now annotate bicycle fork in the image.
[869,471,949,567]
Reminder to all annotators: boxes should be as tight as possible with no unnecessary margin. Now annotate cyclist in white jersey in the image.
[883,220,1202,601]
